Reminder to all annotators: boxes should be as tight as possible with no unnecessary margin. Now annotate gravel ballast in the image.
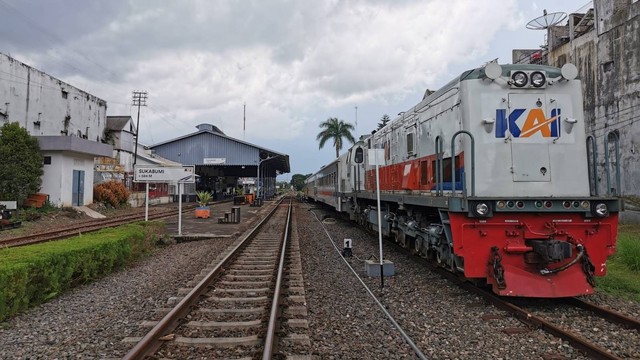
[297,203,639,359]
[0,238,235,359]
[0,201,638,359]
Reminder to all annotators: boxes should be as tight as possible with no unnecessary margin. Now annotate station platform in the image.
[163,199,276,242]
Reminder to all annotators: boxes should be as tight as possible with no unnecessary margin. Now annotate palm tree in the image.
[316,117,356,158]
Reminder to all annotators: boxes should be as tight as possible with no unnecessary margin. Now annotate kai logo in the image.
[495,108,561,138]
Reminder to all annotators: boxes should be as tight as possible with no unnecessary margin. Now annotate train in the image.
[305,62,623,298]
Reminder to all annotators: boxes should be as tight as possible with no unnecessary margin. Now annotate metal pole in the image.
[178,182,183,235]
[256,161,260,202]
[132,91,147,167]
[133,100,141,166]
[375,150,384,288]
[145,183,149,221]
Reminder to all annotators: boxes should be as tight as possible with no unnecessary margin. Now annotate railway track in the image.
[429,265,640,359]
[0,205,195,248]
[372,226,640,359]
[122,197,312,359]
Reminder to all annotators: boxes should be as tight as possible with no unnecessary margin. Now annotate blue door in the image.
[72,170,85,206]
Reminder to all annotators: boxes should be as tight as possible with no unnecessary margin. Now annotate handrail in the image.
[604,131,621,196]
[435,136,444,196]
[586,135,598,196]
[451,130,475,197]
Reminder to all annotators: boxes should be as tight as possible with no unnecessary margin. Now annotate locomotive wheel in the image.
[413,236,423,255]
[395,231,407,247]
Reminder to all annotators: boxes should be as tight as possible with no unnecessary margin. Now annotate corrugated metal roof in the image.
[149,124,290,173]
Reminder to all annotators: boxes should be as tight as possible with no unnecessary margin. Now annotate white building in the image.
[0,53,113,207]
[104,115,136,173]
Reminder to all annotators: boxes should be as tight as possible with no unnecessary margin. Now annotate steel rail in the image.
[360,211,637,360]
[262,198,293,359]
[309,208,429,360]
[0,207,192,248]
[489,294,623,360]
[564,297,640,331]
[428,264,624,360]
[122,198,285,360]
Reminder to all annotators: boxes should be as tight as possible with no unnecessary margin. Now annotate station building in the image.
[149,123,290,201]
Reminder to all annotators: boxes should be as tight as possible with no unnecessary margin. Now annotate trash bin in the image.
[232,206,241,223]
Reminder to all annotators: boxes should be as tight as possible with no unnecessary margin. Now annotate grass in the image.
[596,223,640,302]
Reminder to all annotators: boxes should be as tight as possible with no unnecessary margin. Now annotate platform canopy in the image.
[148,123,290,177]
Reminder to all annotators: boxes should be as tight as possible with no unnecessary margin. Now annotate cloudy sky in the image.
[0,0,591,179]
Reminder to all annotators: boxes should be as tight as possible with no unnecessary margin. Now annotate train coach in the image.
[306,62,623,298]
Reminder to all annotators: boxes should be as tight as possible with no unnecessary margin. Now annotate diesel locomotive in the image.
[305,62,622,298]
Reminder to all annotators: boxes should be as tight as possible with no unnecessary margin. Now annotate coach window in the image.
[406,132,415,155]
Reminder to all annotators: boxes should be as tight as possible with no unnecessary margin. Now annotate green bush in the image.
[616,233,640,272]
[0,221,164,321]
[16,201,57,222]
[596,224,640,301]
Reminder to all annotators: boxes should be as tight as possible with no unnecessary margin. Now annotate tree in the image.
[290,173,311,191]
[0,122,44,203]
[377,114,391,130]
[316,117,356,158]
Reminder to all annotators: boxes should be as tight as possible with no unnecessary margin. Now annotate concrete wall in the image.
[0,53,107,142]
[547,0,640,196]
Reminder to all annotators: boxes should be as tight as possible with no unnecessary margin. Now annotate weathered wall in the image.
[0,53,107,142]
[548,1,640,196]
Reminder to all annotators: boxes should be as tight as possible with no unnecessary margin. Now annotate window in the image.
[406,132,415,155]
[43,156,52,165]
[61,90,68,99]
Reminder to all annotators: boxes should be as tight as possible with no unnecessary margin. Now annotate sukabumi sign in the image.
[134,166,195,183]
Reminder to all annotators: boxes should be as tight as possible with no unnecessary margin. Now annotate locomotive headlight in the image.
[474,202,490,217]
[511,71,528,87]
[593,202,609,217]
[530,71,546,87]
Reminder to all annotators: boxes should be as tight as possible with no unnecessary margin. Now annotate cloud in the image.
[1,0,526,173]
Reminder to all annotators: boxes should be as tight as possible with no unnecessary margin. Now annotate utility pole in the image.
[243,102,246,140]
[132,90,148,166]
